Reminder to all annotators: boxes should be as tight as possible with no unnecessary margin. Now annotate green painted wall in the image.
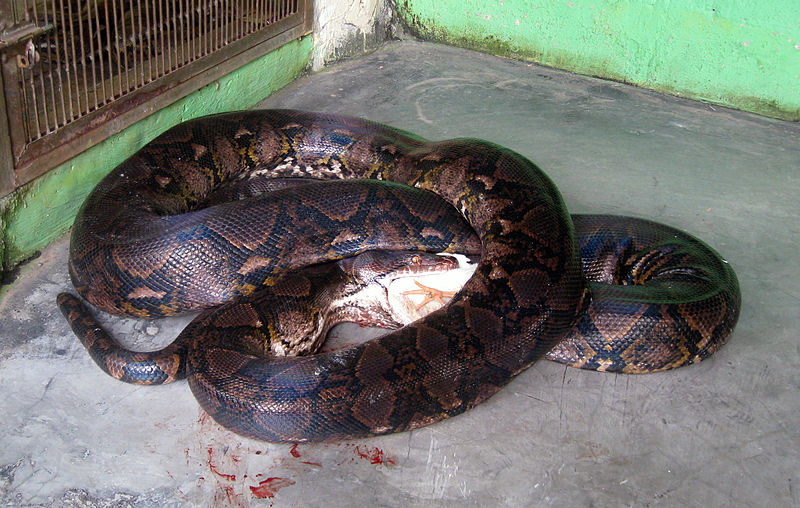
[0,35,313,273]
[397,0,800,121]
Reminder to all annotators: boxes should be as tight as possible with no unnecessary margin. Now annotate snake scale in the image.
[58,109,740,442]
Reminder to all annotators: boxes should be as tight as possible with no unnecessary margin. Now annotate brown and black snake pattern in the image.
[57,109,740,442]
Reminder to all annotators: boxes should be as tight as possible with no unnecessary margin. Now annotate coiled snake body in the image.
[58,110,740,442]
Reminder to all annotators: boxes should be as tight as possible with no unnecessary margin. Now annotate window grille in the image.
[0,0,311,197]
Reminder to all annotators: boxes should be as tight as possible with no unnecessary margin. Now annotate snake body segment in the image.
[58,110,740,442]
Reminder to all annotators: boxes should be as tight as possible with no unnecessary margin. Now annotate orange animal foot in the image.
[402,280,457,310]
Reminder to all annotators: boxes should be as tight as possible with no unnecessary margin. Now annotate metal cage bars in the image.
[0,0,311,197]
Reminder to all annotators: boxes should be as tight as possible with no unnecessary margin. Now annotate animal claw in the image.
[402,280,457,310]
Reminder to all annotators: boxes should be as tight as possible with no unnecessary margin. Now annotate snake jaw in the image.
[384,253,478,324]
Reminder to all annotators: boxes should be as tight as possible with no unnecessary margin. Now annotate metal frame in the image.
[0,0,312,198]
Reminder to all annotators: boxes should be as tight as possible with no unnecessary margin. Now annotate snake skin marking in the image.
[58,110,740,442]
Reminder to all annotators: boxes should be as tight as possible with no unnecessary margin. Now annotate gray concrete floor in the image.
[1,41,798,507]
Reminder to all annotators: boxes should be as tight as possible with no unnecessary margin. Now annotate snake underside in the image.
[58,109,740,442]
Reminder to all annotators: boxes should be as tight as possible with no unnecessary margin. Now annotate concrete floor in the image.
[1,41,798,507]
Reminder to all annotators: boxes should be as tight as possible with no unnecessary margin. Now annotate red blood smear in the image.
[250,477,296,499]
[354,445,396,466]
[291,444,321,466]
[207,448,236,481]
[221,485,237,505]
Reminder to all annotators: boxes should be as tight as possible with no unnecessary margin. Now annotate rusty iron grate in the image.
[0,0,310,197]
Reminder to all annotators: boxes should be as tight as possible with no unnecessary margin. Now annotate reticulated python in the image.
[57,110,740,442]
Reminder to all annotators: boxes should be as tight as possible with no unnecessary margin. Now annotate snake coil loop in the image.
[58,110,740,442]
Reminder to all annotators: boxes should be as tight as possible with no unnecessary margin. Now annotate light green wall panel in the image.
[397,0,800,120]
